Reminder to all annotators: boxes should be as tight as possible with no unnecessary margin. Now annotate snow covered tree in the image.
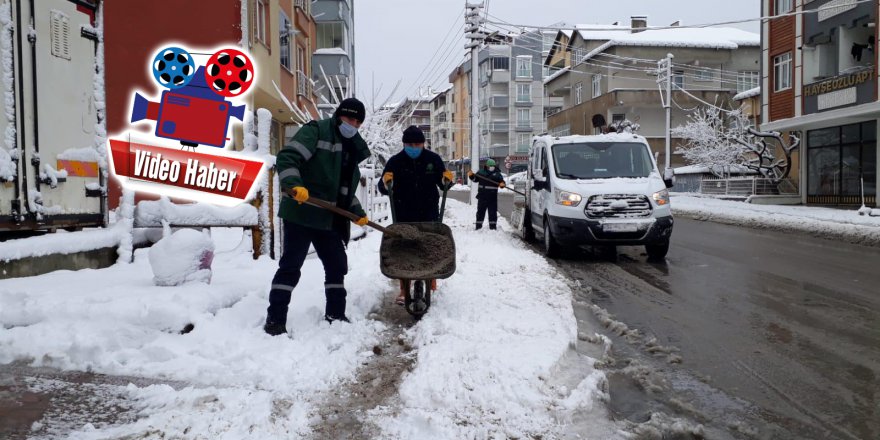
[737,128,800,185]
[672,106,751,177]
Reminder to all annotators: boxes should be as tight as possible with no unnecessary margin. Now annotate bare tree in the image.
[738,128,801,185]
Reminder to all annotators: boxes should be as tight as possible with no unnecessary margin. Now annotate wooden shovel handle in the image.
[287,188,390,234]
[471,172,526,196]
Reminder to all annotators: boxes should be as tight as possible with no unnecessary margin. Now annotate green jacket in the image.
[277,118,371,240]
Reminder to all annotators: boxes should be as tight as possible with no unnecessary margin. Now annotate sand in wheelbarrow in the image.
[382,228,454,278]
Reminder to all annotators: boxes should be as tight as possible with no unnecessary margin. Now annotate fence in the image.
[699,176,798,197]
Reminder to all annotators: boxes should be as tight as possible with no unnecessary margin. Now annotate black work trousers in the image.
[475,196,498,230]
[267,221,348,325]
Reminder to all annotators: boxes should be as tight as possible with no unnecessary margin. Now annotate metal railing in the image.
[294,0,309,14]
[699,177,797,196]
[296,71,311,97]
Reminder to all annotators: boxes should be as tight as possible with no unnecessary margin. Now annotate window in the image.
[517,84,531,102]
[279,12,292,70]
[737,71,759,93]
[517,133,531,152]
[256,0,268,44]
[542,34,554,52]
[317,22,345,49]
[575,82,583,105]
[294,0,309,15]
[774,52,792,92]
[673,70,684,89]
[592,74,601,98]
[491,57,509,70]
[612,114,625,124]
[775,0,793,14]
[517,108,531,127]
[297,45,306,73]
[807,122,877,204]
[695,69,714,81]
[543,66,550,79]
[516,56,532,78]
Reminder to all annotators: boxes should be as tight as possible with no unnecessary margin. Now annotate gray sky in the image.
[355,0,761,107]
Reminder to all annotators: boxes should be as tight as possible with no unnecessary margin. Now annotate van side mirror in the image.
[663,168,675,189]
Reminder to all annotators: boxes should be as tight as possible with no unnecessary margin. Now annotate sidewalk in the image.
[671,194,880,247]
[0,200,622,439]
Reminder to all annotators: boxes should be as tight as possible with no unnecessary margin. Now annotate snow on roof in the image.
[313,47,349,56]
[535,132,649,145]
[579,27,760,64]
[134,199,258,227]
[574,24,631,41]
[733,86,761,101]
[543,66,570,84]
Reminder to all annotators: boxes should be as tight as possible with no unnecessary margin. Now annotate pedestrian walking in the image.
[468,159,506,230]
[378,125,454,304]
[263,98,372,336]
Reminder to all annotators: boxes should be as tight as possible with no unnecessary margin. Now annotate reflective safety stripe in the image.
[278,168,301,180]
[325,283,345,289]
[479,185,498,190]
[285,140,313,161]
[316,140,343,153]
[272,284,295,292]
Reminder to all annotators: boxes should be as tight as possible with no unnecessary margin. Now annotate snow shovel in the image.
[471,172,525,196]
[286,188,400,236]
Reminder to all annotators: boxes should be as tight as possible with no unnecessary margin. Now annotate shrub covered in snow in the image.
[148,229,215,286]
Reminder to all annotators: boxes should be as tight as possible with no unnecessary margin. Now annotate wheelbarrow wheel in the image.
[405,280,431,319]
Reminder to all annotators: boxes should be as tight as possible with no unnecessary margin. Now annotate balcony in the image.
[489,121,509,132]
[490,95,509,108]
[296,71,312,97]
[489,70,511,84]
[515,121,533,132]
[294,0,309,14]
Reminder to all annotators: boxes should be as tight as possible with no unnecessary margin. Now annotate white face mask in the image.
[489,166,496,172]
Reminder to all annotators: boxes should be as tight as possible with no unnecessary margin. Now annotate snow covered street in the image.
[0,200,623,439]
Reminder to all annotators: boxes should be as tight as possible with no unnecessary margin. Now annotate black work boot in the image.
[263,320,287,336]
[324,314,351,324]
[475,224,482,230]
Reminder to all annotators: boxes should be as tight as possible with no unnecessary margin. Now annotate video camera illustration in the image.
[131,47,255,149]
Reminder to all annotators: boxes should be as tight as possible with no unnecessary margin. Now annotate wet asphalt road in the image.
[450,191,880,439]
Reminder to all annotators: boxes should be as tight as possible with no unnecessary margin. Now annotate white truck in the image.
[510,133,674,259]
[0,0,104,236]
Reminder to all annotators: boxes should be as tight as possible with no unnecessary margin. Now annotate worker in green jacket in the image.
[264,98,371,336]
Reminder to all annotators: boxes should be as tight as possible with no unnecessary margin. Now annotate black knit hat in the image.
[402,125,426,144]
[334,98,366,123]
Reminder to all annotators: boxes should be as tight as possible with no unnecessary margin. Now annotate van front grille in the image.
[585,194,652,219]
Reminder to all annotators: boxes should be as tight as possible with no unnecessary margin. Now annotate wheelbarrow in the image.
[380,180,456,318]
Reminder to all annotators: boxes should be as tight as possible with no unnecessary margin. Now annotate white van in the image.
[512,133,674,259]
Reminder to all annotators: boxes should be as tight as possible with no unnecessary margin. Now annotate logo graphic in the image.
[109,45,264,206]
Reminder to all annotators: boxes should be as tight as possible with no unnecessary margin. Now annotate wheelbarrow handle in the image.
[287,188,391,234]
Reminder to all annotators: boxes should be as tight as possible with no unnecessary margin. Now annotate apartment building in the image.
[312,0,355,117]
[760,0,877,206]
[544,17,761,168]
[430,88,454,160]
[392,96,433,148]
[448,62,472,167]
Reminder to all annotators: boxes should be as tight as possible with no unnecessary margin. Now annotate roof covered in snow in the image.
[313,48,349,56]
[574,24,631,41]
[733,86,761,101]
[580,27,760,64]
[543,66,570,84]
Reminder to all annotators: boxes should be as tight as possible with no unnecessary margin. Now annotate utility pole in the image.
[656,53,674,171]
[465,2,485,205]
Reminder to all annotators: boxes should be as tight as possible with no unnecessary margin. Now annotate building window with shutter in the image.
[774,52,792,92]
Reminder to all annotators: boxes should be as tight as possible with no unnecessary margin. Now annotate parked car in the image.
[510,133,674,259]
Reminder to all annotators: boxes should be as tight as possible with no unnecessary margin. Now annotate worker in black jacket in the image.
[378,125,454,304]
[468,159,506,230]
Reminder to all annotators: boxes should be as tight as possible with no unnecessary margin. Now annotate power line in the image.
[483,0,875,32]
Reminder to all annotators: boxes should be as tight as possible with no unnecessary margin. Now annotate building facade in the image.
[430,88,453,160]
[544,17,761,169]
[760,0,878,206]
[392,96,433,148]
[312,0,355,117]
[448,62,472,167]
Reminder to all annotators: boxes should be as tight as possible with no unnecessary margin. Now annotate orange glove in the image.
[292,186,309,204]
[442,170,454,183]
[354,216,369,226]
[499,182,506,189]
[383,172,394,185]
[467,170,474,178]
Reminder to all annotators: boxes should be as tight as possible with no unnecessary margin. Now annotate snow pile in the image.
[57,146,102,162]
[672,194,880,246]
[372,201,610,438]
[314,47,349,56]
[149,228,215,286]
[40,163,68,187]
[0,145,13,180]
[733,86,761,101]
[858,206,880,217]
[134,197,258,227]
[0,226,122,263]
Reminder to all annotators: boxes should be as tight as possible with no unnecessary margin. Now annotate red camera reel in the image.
[204,49,254,97]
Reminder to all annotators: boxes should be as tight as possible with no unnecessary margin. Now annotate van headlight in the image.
[556,190,582,206]
[652,189,670,206]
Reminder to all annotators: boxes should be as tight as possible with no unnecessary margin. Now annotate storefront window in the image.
[807,121,877,204]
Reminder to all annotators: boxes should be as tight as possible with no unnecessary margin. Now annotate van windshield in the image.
[551,142,654,179]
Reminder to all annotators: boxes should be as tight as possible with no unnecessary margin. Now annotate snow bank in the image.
[733,86,761,102]
[372,200,611,438]
[672,194,880,246]
[134,197,258,227]
[0,227,122,263]
[149,229,215,286]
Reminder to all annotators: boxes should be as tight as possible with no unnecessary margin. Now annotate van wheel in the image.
[646,241,670,261]
[523,210,536,242]
[543,220,560,258]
